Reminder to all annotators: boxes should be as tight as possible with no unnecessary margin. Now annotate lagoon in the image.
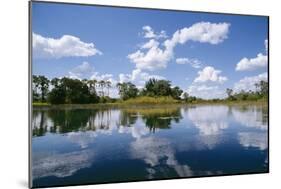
[31,104,268,187]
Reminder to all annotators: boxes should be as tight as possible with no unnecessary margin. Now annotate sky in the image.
[32,2,268,99]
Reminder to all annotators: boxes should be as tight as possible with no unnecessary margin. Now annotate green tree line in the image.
[225,80,268,101]
[32,75,268,105]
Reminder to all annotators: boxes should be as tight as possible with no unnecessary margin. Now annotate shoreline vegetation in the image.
[32,75,268,108]
[33,96,268,109]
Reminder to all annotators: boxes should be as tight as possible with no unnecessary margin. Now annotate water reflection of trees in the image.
[117,110,138,127]
[231,105,268,130]
[32,109,107,136]
[32,110,48,137]
[32,107,182,136]
[120,108,182,132]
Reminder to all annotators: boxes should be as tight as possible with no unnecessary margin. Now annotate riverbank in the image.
[32,96,268,110]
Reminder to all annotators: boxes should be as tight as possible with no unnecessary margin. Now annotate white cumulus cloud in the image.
[127,42,172,71]
[235,39,268,71]
[141,39,160,49]
[236,53,268,71]
[128,22,230,71]
[165,22,230,47]
[33,33,102,58]
[186,84,226,99]
[233,72,267,92]
[194,66,227,83]
[68,61,94,79]
[176,58,202,69]
[142,25,168,39]
[119,69,165,86]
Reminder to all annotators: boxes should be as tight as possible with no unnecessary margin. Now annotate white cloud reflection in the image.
[67,131,98,149]
[65,110,151,148]
[185,106,229,150]
[130,136,193,178]
[187,106,229,136]
[32,150,94,179]
[238,132,268,150]
[118,120,149,139]
[232,106,268,130]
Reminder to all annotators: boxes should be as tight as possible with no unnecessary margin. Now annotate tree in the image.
[105,80,112,96]
[144,78,156,96]
[32,75,40,101]
[182,92,189,102]
[47,77,100,104]
[224,80,268,102]
[154,80,172,96]
[48,78,66,104]
[32,75,49,102]
[87,79,98,95]
[171,86,183,100]
[143,78,172,97]
[259,80,268,97]
[117,82,138,100]
[98,80,106,97]
[226,88,233,98]
[226,88,236,101]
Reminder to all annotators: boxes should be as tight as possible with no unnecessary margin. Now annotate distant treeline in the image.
[225,81,268,101]
[32,75,268,105]
[32,76,186,104]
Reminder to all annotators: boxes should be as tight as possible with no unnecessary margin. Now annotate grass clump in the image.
[121,96,179,105]
[32,102,50,106]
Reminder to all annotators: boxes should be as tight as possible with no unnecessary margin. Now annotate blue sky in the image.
[32,2,268,99]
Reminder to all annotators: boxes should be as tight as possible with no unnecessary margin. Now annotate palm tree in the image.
[32,75,39,95]
[87,79,97,94]
[37,75,49,102]
[105,80,111,96]
[116,82,122,90]
[99,80,106,97]
[255,83,260,93]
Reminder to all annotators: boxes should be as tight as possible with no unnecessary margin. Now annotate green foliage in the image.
[32,76,101,104]
[181,92,198,103]
[171,86,183,100]
[32,74,268,105]
[182,92,189,102]
[32,75,49,102]
[139,78,183,100]
[226,80,268,102]
[99,96,116,103]
[142,79,172,97]
[116,82,138,100]
[122,96,179,105]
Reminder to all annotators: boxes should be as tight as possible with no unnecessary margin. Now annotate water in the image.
[31,105,268,187]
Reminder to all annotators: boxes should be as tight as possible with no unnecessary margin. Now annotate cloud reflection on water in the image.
[130,136,193,178]
[32,150,95,179]
[32,105,268,181]
[232,106,268,130]
[184,106,229,150]
[238,132,268,150]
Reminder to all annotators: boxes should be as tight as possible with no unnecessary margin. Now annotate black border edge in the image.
[28,0,270,188]
[267,16,270,174]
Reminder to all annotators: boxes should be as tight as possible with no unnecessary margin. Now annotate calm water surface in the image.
[32,105,268,187]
